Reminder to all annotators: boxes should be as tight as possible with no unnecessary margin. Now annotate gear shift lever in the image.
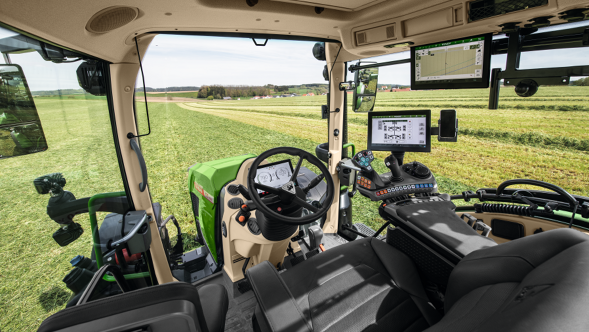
[307,225,323,251]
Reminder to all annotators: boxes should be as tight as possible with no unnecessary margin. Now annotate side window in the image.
[0,26,126,328]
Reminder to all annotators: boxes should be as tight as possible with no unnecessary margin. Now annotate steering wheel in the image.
[247,147,335,225]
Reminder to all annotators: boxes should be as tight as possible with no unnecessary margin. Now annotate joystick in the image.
[384,154,404,182]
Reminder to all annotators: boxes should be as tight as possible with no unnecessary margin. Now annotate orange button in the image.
[238,216,245,222]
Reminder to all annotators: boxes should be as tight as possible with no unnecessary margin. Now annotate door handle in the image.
[130,138,148,192]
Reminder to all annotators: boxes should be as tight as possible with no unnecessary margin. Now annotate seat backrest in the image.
[38,282,209,332]
[425,228,589,332]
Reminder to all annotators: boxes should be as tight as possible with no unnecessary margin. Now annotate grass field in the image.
[1,86,588,331]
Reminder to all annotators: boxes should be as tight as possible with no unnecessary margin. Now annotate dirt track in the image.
[135,97,207,102]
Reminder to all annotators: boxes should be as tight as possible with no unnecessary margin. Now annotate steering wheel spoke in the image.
[290,155,305,183]
[294,196,319,213]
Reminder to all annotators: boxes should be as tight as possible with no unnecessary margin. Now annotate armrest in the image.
[246,261,312,332]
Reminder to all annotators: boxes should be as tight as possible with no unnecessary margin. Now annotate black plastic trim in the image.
[152,31,339,43]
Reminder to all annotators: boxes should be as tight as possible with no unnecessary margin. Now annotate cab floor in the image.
[194,272,257,332]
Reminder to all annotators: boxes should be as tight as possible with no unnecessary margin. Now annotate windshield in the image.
[356,25,589,201]
[0,26,126,330]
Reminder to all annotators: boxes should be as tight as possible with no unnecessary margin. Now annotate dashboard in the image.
[254,159,293,196]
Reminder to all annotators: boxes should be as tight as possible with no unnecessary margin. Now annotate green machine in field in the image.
[188,154,257,264]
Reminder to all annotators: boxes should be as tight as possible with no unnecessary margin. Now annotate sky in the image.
[1,21,588,91]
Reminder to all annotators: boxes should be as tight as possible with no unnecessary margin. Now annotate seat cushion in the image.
[198,284,229,332]
[38,282,215,332]
[280,237,440,332]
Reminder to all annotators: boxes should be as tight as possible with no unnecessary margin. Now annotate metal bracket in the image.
[252,38,268,46]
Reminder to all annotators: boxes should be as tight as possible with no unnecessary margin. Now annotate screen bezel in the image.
[254,159,294,196]
[367,110,431,152]
[410,34,492,90]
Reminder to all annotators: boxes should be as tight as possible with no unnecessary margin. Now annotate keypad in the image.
[375,183,434,197]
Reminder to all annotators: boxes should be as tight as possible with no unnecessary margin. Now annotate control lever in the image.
[474,221,492,237]
[461,213,478,227]
[236,184,251,200]
[303,174,325,194]
[307,225,323,251]
[461,213,491,237]
[384,154,404,182]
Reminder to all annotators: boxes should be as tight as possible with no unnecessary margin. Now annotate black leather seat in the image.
[248,228,589,332]
[38,282,229,332]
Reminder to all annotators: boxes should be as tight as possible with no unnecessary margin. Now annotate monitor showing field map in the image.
[411,34,491,90]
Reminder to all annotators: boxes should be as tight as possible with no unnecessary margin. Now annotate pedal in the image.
[290,254,306,267]
[305,249,320,259]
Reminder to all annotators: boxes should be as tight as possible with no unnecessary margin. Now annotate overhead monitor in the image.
[254,159,294,195]
[411,34,492,90]
[367,110,431,152]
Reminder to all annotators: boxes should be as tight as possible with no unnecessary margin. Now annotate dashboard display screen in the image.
[411,34,491,90]
[254,159,294,194]
[367,110,431,152]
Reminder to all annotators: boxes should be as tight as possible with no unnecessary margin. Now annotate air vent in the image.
[86,6,139,34]
[360,50,387,56]
[354,23,397,46]
[468,0,548,22]
[356,32,368,45]
[385,25,395,39]
[228,197,244,209]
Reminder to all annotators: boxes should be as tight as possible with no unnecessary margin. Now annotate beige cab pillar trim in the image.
[323,42,345,234]
[109,60,175,284]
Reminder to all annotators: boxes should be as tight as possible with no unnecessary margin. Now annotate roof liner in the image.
[0,0,587,63]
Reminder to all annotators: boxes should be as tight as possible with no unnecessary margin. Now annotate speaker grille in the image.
[86,6,139,34]
[356,32,367,45]
[385,25,395,39]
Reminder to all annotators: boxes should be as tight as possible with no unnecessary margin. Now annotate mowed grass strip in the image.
[178,100,589,197]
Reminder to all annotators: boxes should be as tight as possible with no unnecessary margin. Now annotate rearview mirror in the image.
[353,63,379,113]
[0,64,48,159]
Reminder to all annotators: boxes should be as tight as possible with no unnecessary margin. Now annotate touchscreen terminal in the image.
[367,110,431,152]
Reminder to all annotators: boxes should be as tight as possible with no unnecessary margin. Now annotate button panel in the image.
[356,175,374,189]
[374,183,434,198]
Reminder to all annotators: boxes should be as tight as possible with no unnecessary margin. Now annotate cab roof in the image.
[0,0,586,63]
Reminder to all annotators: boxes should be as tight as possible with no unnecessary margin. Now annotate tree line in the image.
[572,77,589,86]
[135,86,200,92]
[197,85,271,99]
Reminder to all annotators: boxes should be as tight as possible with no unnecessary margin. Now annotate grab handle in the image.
[130,138,148,192]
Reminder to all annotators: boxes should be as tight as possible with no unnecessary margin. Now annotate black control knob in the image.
[403,161,431,179]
